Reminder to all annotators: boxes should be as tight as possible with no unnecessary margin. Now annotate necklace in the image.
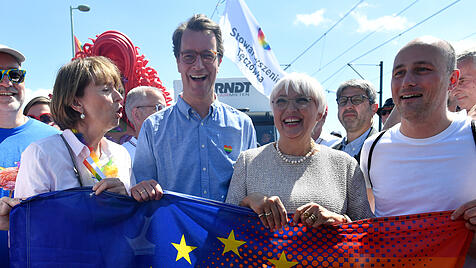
[275,139,316,164]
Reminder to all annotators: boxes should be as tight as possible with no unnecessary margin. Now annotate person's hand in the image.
[292,202,348,228]
[240,193,288,231]
[451,199,476,231]
[0,197,21,231]
[131,180,163,202]
[93,178,127,196]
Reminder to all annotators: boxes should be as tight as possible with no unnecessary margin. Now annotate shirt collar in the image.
[344,126,372,146]
[62,129,110,158]
[176,94,218,121]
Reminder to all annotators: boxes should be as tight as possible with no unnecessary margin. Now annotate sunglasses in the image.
[336,95,369,106]
[136,103,165,112]
[0,69,26,84]
[272,97,313,110]
[29,113,54,125]
[179,49,218,64]
[378,109,392,116]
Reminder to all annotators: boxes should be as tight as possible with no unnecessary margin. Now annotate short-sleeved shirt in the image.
[133,96,257,202]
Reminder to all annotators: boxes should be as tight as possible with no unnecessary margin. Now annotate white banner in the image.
[219,0,286,97]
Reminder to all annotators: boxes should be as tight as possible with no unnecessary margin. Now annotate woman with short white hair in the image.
[226,72,373,230]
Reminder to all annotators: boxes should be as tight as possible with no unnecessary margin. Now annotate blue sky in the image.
[4,0,476,134]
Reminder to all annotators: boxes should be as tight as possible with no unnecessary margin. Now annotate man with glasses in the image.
[0,45,59,263]
[452,50,476,120]
[131,14,256,202]
[124,86,166,159]
[360,37,476,266]
[333,79,378,163]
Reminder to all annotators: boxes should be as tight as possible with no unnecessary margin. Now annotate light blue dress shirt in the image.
[340,127,372,157]
[133,96,257,202]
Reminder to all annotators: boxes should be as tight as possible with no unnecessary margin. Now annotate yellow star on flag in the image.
[268,251,299,268]
[171,234,197,265]
[217,230,246,257]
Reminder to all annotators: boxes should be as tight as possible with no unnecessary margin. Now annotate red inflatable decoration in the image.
[73,31,171,143]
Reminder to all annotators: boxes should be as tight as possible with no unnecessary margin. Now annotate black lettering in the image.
[215,82,224,93]
[235,82,245,93]
[225,82,234,93]
[230,27,237,37]
[244,82,251,93]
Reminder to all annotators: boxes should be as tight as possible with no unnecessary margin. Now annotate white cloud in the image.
[352,12,410,33]
[451,39,476,54]
[294,9,329,27]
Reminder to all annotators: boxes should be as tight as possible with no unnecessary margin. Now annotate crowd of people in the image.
[0,13,475,266]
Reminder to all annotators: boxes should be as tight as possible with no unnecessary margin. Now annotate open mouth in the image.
[400,94,422,100]
[283,118,302,126]
[190,74,207,81]
[0,92,15,96]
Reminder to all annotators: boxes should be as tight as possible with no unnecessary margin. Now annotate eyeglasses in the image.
[336,95,369,106]
[136,104,165,112]
[272,97,313,110]
[0,69,26,84]
[179,49,218,64]
[29,113,54,125]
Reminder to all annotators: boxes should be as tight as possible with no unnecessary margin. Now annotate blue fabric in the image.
[340,126,372,157]
[9,188,472,267]
[133,96,256,202]
[0,119,59,265]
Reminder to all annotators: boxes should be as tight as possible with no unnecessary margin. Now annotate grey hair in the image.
[269,72,326,115]
[457,49,476,65]
[125,86,161,127]
[336,79,377,104]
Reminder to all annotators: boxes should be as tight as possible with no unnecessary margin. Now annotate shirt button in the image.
[201,144,205,148]
[202,167,207,171]
[201,122,204,126]
[221,195,224,199]
[203,190,207,194]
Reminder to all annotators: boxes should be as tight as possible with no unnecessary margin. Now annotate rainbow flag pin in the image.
[224,145,232,154]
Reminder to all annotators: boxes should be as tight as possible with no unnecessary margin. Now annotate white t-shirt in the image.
[122,136,137,162]
[15,129,134,199]
[360,118,476,217]
[315,131,341,147]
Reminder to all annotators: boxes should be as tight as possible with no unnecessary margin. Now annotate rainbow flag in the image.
[10,189,473,267]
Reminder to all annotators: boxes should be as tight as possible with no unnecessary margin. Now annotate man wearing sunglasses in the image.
[0,45,59,263]
[333,79,378,163]
[124,86,167,160]
[376,98,394,125]
[131,14,256,203]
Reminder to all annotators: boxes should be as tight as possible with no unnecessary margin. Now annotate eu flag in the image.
[10,188,473,267]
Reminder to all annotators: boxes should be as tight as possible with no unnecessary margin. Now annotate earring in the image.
[80,113,85,119]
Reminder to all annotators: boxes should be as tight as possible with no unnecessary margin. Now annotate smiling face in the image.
[453,58,476,111]
[0,53,24,114]
[391,43,455,122]
[272,88,320,142]
[337,87,376,134]
[75,81,123,133]
[177,29,220,105]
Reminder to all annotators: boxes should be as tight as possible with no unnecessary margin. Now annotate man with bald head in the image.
[360,37,476,264]
[452,50,476,119]
[124,86,166,159]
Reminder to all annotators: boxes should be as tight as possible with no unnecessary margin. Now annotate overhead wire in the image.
[283,0,364,71]
[210,0,226,20]
[312,0,420,77]
[321,0,461,85]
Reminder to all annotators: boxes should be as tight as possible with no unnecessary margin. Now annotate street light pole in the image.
[70,5,90,57]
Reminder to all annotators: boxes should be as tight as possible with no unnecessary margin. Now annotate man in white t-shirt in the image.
[312,107,340,147]
[360,36,476,264]
[123,86,166,160]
